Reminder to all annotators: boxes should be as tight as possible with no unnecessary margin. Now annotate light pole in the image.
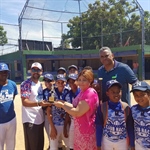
[134,0,145,80]
[101,18,103,47]
[18,0,29,80]
[61,22,64,50]
[74,0,83,50]
[42,20,44,50]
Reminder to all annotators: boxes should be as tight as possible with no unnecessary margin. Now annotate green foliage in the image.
[60,0,150,49]
[0,26,7,46]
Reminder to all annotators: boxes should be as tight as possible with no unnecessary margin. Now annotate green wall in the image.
[0,45,150,81]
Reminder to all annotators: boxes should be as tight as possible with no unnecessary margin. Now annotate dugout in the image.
[0,45,150,82]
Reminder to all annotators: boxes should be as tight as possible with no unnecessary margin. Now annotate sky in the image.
[0,0,150,54]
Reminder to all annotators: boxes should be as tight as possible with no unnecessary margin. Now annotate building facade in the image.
[0,45,150,82]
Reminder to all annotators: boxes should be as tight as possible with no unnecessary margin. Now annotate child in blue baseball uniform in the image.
[130,81,150,150]
[43,73,55,150]
[95,80,135,150]
[47,74,69,150]
[64,73,80,150]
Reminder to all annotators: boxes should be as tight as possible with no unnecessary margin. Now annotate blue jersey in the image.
[0,80,18,123]
[65,87,80,119]
[131,104,150,149]
[103,104,127,142]
[43,88,51,101]
[51,87,69,126]
[65,87,80,104]
[43,88,52,113]
[97,60,137,104]
[95,100,135,147]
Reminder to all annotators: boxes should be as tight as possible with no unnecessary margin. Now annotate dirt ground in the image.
[14,80,150,150]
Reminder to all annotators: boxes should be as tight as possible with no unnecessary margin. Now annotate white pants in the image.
[0,117,16,150]
[69,118,74,149]
[135,141,148,150]
[44,115,63,148]
[50,125,69,150]
[102,137,128,150]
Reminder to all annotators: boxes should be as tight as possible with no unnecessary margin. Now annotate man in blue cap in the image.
[0,63,18,150]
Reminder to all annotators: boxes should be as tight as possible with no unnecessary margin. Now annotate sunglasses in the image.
[43,79,53,82]
[31,68,41,73]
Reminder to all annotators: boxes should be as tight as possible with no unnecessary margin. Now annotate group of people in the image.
[0,46,149,150]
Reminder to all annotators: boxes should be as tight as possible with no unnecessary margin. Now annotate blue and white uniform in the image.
[95,100,135,150]
[43,88,51,101]
[0,79,18,150]
[50,87,70,150]
[98,60,137,104]
[65,87,80,149]
[131,104,150,150]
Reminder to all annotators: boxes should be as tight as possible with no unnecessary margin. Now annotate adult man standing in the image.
[97,47,138,105]
[20,62,50,150]
[0,63,18,150]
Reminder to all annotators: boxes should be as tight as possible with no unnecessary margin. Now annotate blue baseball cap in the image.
[130,81,150,92]
[106,80,122,90]
[56,74,66,82]
[0,63,10,72]
[43,73,54,81]
[68,65,78,70]
[67,73,78,81]
[57,67,66,73]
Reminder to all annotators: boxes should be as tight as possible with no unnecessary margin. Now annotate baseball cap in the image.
[43,73,54,81]
[56,74,66,82]
[130,81,150,92]
[106,80,122,91]
[0,63,10,72]
[57,67,66,73]
[67,73,78,81]
[31,62,42,70]
[68,65,78,70]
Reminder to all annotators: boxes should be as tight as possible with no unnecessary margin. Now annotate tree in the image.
[61,0,150,50]
[144,11,150,44]
[0,26,7,46]
[59,34,71,49]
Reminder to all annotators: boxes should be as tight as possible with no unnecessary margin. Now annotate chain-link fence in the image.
[1,0,149,54]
